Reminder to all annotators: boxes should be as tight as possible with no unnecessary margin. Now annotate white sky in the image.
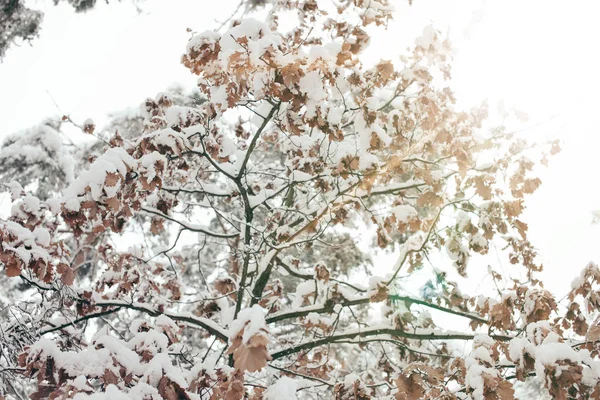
[1,0,599,297]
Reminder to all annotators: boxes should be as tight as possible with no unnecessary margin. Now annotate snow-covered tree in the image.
[1,1,599,399]
[0,0,42,59]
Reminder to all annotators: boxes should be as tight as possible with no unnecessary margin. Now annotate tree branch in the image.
[43,300,229,342]
[141,207,239,239]
[237,101,280,179]
[271,327,513,360]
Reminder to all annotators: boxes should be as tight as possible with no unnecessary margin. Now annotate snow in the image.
[129,330,169,355]
[4,4,599,399]
[209,85,229,110]
[470,345,493,365]
[94,335,143,374]
[571,272,586,290]
[32,227,51,247]
[343,373,361,386]
[0,220,51,263]
[290,170,313,182]
[155,314,179,332]
[391,204,418,223]
[473,334,495,348]
[508,338,531,365]
[430,169,443,181]
[307,42,341,64]
[257,249,277,277]
[298,71,327,118]
[27,338,115,378]
[218,18,281,65]
[465,337,499,400]
[22,195,41,214]
[264,377,299,400]
[186,30,221,53]
[249,189,268,208]
[140,151,167,182]
[252,70,273,98]
[353,112,381,169]
[228,304,268,344]
[327,106,343,125]
[298,71,326,102]
[7,181,22,199]
[534,342,579,366]
[73,383,165,400]
[62,147,136,210]
[72,375,89,391]
[143,353,189,388]
[292,281,316,308]
[46,197,62,214]
[64,197,81,212]
[368,276,386,291]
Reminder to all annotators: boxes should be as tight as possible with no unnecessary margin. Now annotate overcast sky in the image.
[1,0,599,296]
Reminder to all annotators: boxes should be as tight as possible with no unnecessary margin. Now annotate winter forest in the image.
[1,0,600,399]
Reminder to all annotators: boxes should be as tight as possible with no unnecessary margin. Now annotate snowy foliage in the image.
[0,0,42,59]
[0,120,74,197]
[0,1,597,400]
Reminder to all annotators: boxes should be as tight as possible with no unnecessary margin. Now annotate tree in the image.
[0,0,42,59]
[0,1,599,399]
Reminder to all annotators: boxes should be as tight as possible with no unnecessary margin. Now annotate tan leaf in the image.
[376,60,394,81]
[504,200,523,218]
[474,176,493,200]
[150,218,164,235]
[281,62,305,87]
[514,220,528,239]
[586,325,600,342]
[57,262,75,285]
[215,277,237,295]
[490,302,513,330]
[395,373,424,400]
[228,328,272,373]
[105,197,121,211]
[158,376,191,400]
[482,374,515,400]
[522,178,541,194]
[2,253,21,277]
[104,172,120,187]
[220,370,245,400]
[315,263,330,282]
[370,283,389,303]
[102,369,118,386]
[417,191,443,207]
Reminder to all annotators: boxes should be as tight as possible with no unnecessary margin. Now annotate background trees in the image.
[0,1,599,399]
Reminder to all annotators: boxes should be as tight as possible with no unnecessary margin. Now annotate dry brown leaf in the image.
[376,60,394,81]
[417,191,443,208]
[57,262,75,285]
[2,253,21,277]
[105,197,121,211]
[228,327,272,373]
[474,176,493,200]
[587,325,600,342]
[369,283,388,303]
[104,172,121,187]
[395,373,424,400]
